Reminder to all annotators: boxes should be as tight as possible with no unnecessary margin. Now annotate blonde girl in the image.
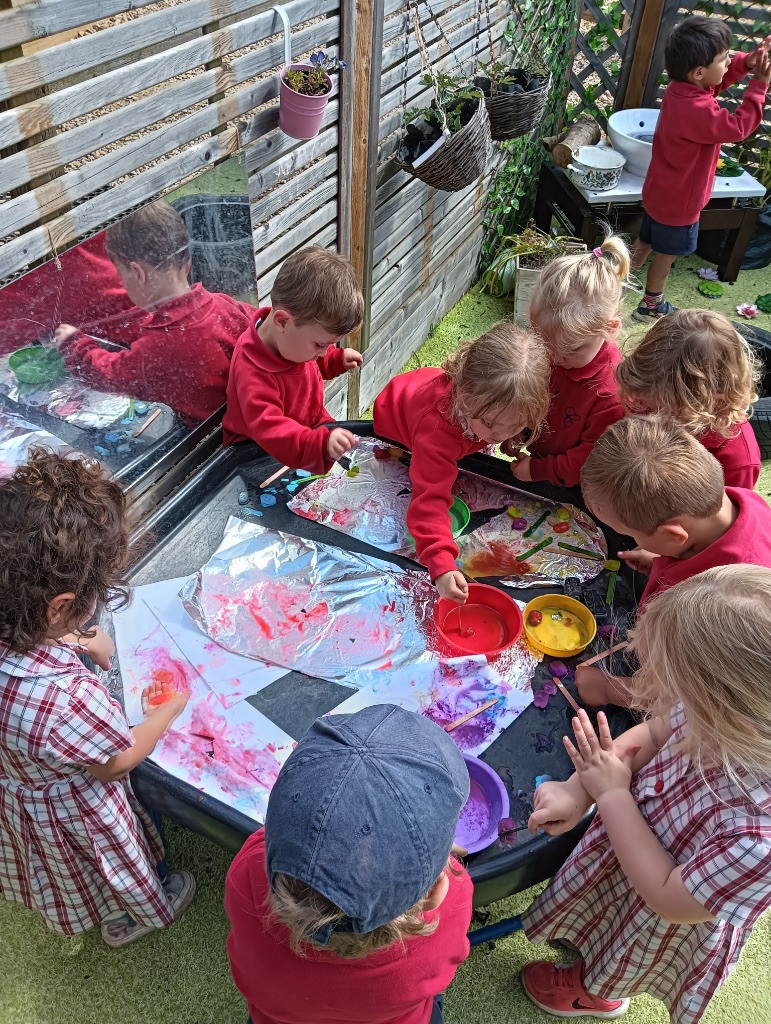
[617,308,761,488]
[511,234,630,488]
[373,323,550,602]
[520,563,771,1023]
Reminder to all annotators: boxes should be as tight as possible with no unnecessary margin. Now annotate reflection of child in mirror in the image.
[514,235,629,489]
[223,247,364,472]
[55,201,256,425]
[0,448,195,948]
[373,324,550,603]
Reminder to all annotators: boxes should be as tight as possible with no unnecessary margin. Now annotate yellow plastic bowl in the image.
[522,595,597,658]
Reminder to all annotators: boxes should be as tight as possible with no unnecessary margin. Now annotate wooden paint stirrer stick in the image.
[579,642,629,668]
[445,697,499,732]
[260,464,291,489]
[552,676,581,714]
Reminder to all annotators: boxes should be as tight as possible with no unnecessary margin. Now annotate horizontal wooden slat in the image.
[252,177,339,249]
[0,0,161,50]
[248,128,338,197]
[252,153,338,225]
[255,199,338,277]
[257,223,338,296]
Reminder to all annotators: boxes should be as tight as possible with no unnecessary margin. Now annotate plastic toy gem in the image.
[296,468,312,477]
[604,559,621,571]
[549,660,569,678]
[510,517,528,531]
[506,506,520,518]
[551,612,563,621]
[104,430,125,443]
[552,521,570,534]
[374,447,390,461]
[243,508,264,517]
[535,774,554,787]
[134,402,150,415]
[533,690,549,708]
[527,610,543,626]
[93,445,110,458]
[556,508,570,521]
[346,466,360,477]
[237,490,249,505]
[259,493,277,507]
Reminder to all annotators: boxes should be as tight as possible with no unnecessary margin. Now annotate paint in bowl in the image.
[455,753,510,854]
[434,582,523,656]
[8,346,66,387]
[405,496,470,546]
[523,594,596,658]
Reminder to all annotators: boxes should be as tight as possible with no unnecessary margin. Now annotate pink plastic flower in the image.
[736,303,758,319]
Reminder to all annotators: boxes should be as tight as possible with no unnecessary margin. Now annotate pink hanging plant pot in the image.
[279,62,334,140]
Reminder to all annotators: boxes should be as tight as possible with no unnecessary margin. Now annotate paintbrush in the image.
[552,675,581,714]
[133,406,162,437]
[445,697,499,732]
[260,464,290,489]
[579,641,629,668]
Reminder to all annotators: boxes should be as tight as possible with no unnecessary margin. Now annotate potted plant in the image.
[481,224,586,323]
[279,50,347,140]
[473,56,551,141]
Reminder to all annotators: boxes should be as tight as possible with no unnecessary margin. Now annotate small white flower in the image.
[736,303,758,319]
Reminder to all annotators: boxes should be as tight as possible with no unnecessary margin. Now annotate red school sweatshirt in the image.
[639,486,771,610]
[527,341,624,489]
[700,420,760,490]
[225,829,473,1024]
[60,283,254,425]
[222,307,349,474]
[642,52,767,227]
[373,368,488,582]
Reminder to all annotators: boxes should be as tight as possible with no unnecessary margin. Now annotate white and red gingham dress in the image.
[0,640,173,936]
[523,706,771,1024]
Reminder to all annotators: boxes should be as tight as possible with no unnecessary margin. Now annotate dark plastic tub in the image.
[171,194,257,297]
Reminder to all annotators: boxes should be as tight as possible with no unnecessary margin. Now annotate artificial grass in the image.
[3,265,771,1024]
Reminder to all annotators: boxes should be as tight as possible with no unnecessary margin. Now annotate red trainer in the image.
[521,960,630,1019]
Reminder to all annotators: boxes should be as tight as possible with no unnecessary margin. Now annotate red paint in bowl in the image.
[434,583,523,656]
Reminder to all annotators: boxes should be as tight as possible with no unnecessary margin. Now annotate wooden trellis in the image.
[567,0,641,123]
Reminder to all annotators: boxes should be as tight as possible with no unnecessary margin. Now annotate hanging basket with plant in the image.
[474,1,551,141]
[279,50,347,141]
[393,1,492,192]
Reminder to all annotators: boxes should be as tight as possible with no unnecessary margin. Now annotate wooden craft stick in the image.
[552,676,581,714]
[445,697,499,732]
[260,464,290,489]
[133,407,162,437]
[579,641,629,668]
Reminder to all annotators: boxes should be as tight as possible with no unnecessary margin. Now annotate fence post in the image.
[622,0,679,109]
[342,0,385,418]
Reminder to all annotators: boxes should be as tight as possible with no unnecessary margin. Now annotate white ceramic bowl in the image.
[567,145,626,191]
[607,108,659,178]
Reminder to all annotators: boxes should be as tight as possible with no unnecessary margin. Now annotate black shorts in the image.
[639,211,699,256]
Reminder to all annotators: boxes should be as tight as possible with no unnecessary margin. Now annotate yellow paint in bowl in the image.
[523,595,597,658]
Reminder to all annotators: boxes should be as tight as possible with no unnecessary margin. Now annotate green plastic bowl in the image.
[8,346,66,386]
[405,495,470,546]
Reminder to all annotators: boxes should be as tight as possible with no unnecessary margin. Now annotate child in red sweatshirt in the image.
[512,235,628,489]
[373,324,550,603]
[632,17,770,321]
[55,201,255,425]
[617,309,761,489]
[223,247,364,473]
[575,415,771,707]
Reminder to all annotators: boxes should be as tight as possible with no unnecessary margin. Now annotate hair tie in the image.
[593,246,603,258]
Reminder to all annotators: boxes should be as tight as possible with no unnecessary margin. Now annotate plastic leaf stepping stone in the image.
[698,280,724,298]
[756,294,771,314]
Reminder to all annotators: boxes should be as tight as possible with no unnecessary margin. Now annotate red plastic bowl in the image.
[434,582,523,657]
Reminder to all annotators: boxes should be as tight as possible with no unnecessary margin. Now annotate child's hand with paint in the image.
[141,678,190,721]
[341,347,364,371]
[528,776,591,836]
[435,570,469,604]
[327,427,357,461]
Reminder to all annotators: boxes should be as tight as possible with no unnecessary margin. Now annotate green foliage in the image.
[481,224,585,295]
[284,50,346,96]
[404,71,483,134]
[757,294,771,314]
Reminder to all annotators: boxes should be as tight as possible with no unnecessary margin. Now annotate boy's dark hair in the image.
[105,199,190,271]
[271,247,364,336]
[665,16,732,82]
[0,449,132,652]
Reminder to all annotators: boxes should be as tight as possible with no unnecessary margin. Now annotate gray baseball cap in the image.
[264,704,469,940]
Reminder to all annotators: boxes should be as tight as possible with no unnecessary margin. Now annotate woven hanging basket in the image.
[484,72,551,142]
[395,97,492,192]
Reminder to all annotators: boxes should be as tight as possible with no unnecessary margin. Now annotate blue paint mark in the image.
[260,493,277,507]
[243,508,264,517]
[535,774,553,788]
[237,490,249,505]
[296,469,312,478]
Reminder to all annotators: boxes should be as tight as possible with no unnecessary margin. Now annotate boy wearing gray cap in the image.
[225,704,472,1024]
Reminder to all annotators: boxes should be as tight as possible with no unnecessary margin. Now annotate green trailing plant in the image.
[404,72,482,135]
[284,50,347,96]
[481,223,584,295]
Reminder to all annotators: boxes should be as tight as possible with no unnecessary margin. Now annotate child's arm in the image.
[566,710,714,924]
[406,445,469,598]
[86,689,189,783]
[529,714,672,834]
[684,66,767,145]
[317,345,362,380]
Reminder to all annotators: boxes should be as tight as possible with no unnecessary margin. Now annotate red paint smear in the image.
[148,691,177,706]
[331,509,354,526]
[465,541,533,577]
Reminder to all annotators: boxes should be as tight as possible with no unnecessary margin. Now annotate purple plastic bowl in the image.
[454,753,510,854]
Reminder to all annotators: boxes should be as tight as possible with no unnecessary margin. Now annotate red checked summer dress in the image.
[522,706,771,1024]
[0,641,173,935]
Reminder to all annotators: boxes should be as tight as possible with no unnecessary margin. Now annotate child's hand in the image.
[435,570,469,603]
[63,625,115,670]
[752,49,771,82]
[564,709,633,801]
[747,35,771,69]
[574,664,614,706]
[54,323,78,344]
[500,434,528,459]
[510,455,532,482]
[141,678,190,721]
[341,347,363,370]
[528,779,588,835]
[618,547,655,575]
[327,427,357,460]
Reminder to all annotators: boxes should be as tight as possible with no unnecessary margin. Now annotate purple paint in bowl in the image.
[455,754,510,854]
